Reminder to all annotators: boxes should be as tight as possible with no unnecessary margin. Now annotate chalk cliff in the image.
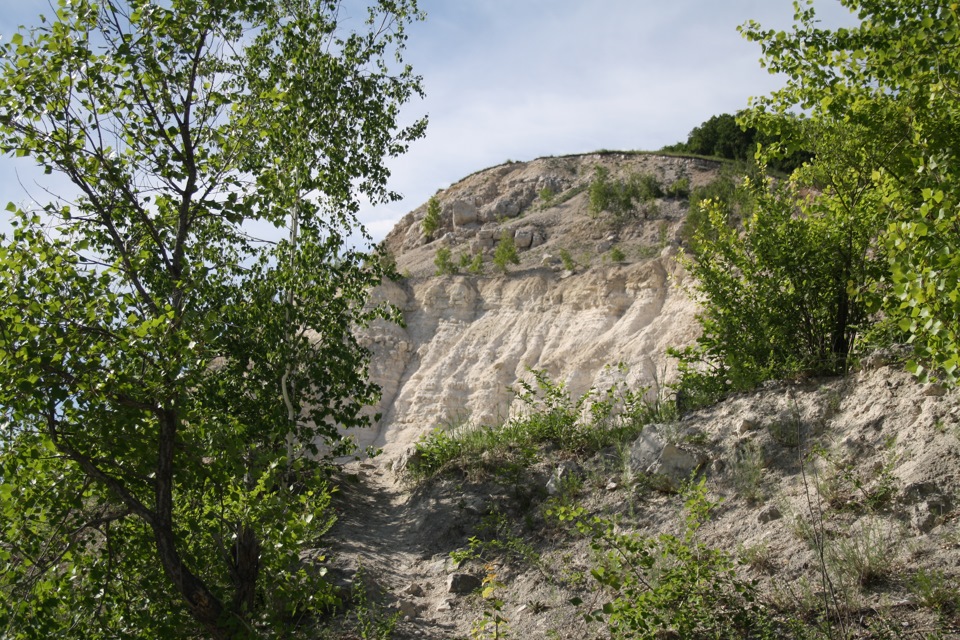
[347,153,723,457]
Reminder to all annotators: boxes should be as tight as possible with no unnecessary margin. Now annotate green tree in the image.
[0,1,424,638]
[422,194,441,240]
[740,0,960,383]
[662,112,810,173]
[493,230,520,273]
[674,165,882,405]
[686,113,756,160]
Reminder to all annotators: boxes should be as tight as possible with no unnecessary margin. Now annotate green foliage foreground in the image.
[674,0,960,405]
[555,479,778,639]
[739,0,960,385]
[0,1,425,638]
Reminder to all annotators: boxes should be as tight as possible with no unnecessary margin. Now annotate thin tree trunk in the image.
[231,525,261,616]
[154,408,240,639]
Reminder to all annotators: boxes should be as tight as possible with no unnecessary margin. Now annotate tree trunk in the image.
[154,408,241,639]
[153,523,236,640]
[231,525,261,616]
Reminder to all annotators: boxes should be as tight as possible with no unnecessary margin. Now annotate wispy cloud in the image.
[0,0,858,244]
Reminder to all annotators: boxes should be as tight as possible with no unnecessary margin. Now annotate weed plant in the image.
[350,567,402,640]
[910,568,960,616]
[406,368,673,483]
[472,565,510,640]
[825,518,900,589]
[555,478,780,639]
[451,511,542,569]
[731,440,767,504]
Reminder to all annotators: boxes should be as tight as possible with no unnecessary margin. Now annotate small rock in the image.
[737,418,759,435]
[403,583,425,597]
[449,199,478,227]
[514,228,534,249]
[397,600,423,618]
[436,599,454,612]
[757,505,782,524]
[447,573,481,595]
[901,481,942,504]
[912,497,950,533]
[606,481,618,491]
[546,461,580,495]
[923,384,948,397]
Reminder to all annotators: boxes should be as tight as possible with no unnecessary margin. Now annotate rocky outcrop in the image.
[346,153,723,458]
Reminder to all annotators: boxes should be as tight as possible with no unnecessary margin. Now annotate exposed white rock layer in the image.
[346,154,716,457]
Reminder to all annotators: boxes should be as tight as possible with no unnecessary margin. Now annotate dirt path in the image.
[325,461,472,639]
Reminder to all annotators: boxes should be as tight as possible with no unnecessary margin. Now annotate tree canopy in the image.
[0,1,425,637]
[675,0,960,405]
[740,0,960,384]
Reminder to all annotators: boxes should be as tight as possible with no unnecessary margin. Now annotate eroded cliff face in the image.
[347,153,720,458]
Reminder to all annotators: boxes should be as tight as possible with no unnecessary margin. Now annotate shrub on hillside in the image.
[493,231,520,273]
[434,246,457,275]
[588,166,662,223]
[672,173,882,407]
[422,195,441,240]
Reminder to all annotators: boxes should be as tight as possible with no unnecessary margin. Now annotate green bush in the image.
[421,195,441,240]
[462,251,484,275]
[434,246,457,275]
[559,248,576,271]
[741,1,960,383]
[672,173,881,407]
[588,166,662,223]
[492,230,520,273]
[406,368,671,483]
[538,186,555,208]
[609,246,626,263]
[665,176,690,199]
[678,169,751,253]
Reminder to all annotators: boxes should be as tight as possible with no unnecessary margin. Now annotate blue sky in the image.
[0,1,859,243]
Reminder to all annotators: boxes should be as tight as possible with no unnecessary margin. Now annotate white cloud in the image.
[0,0,859,243]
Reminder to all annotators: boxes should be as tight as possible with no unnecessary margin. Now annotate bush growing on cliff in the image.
[588,166,662,223]
[406,369,672,482]
[493,230,520,273]
[422,195,442,240]
[673,170,882,406]
[679,167,755,253]
[557,478,779,639]
[434,247,458,275]
[740,0,960,385]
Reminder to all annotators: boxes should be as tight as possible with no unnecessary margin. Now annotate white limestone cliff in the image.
[347,153,721,458]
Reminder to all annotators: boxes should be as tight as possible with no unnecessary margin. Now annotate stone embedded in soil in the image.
[757,505,782,523]
[397,600,424,618]
[446,573,482,595]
